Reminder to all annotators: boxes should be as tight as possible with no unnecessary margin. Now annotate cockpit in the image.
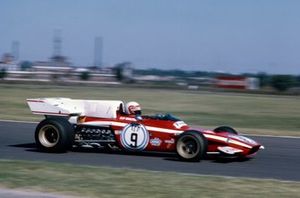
[143,113,182,121]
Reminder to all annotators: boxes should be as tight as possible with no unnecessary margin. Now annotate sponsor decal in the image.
[229,135,257,145]
[119,116,136,121]
[164,138,175,144]
[218,146,243,154]
[150,138,162,146]
[120,123,149,151]
[173,121,187,129]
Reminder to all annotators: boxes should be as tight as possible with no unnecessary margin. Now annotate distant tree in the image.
[241,73,256,77]
[51,73,59,81]
[296,75,300,87]
[193,71,210,77]
[114,62,133,82]
[115,66,123,81]
[270,75,296,91]
[0,69,7,79]
[256,72,271,88]
[20,61,32,71]
[80,71,91,81]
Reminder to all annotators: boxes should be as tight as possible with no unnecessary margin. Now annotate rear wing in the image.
[27,98,124,118]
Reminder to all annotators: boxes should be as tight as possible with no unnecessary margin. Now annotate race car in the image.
[27,98,264,161]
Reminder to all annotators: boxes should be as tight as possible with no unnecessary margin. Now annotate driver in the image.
[125,101,142,116]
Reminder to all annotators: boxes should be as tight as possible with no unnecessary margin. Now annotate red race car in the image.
[27,98,264,161]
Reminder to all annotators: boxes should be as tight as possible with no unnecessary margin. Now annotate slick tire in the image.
[176,130,207,162]
[35,118,74,153]
[213,126,238,135]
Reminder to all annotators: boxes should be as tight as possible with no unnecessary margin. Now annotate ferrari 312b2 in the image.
[27,98,264,161]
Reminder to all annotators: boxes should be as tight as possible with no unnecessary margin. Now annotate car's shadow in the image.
[9,142,175,158]
[205,155,251,163]
[10,143,36,149]
[164,155,251,163]
[9,143,250,163]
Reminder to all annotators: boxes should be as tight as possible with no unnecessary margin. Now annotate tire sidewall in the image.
[35,118,74,152]
[176,130,207,162]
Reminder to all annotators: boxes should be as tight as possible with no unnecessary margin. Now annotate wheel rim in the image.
[177,135,200,159]
[39,124,60,147]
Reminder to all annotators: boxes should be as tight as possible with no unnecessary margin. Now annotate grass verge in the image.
[0,160,299,198]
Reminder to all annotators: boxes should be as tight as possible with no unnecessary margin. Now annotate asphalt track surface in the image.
[1,121,300,181]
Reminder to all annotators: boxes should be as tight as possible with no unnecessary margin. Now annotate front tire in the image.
[35,118,74,152]
[176,130,207,162]
[213,126,238,135]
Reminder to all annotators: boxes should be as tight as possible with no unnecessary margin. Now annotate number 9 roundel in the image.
[120,123,149,151]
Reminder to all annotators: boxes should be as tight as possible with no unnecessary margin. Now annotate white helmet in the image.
[125,101,141,115]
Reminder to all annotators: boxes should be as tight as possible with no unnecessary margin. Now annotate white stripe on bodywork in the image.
[203,134,252,149]
[82,122,253,148]
[145,126,184,134]
[203,134,228,142]
[84,121,127,127]
[82,121,184,134]
[228,139,252,149]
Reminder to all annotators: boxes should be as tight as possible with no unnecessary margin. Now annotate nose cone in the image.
[230,134,259,146]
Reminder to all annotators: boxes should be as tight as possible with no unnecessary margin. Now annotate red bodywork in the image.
[80,112,263,157]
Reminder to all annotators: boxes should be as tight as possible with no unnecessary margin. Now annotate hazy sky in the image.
[0,0,299,74]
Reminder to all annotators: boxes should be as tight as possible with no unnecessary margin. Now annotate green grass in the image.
[0,160,299,198]
[0,83,300,136]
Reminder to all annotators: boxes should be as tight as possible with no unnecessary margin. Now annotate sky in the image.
[0,0,299,74]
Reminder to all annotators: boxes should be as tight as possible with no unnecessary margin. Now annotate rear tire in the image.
[176,130,207,162]
[35,118,74,152]
[213,126,238,135]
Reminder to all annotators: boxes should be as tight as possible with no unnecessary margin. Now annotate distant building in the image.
[50,55,70,67]
[31,56,72,80]
[32,61,72,72]
[215,76,259,90]
[32,55,72,72]
[0,53,19,71]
